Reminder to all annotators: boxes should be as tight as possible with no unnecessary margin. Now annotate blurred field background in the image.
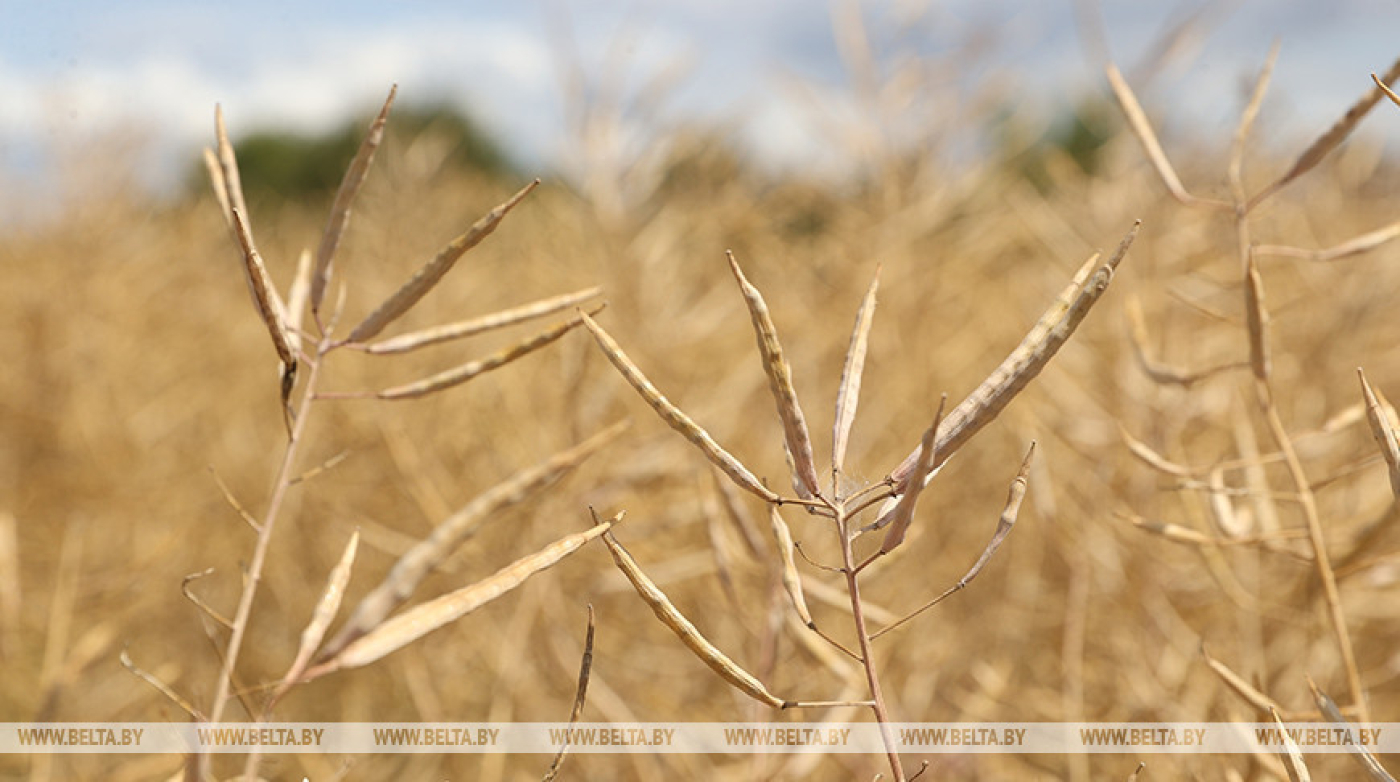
[5,3,1400,780]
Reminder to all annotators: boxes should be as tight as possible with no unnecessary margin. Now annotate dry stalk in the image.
[1201,643,1283,714]
[1255,220,1400,263]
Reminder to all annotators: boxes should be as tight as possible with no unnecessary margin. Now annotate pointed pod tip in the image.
[724,248,743,272]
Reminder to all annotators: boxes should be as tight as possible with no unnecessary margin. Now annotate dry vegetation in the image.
[4,23,1400,782]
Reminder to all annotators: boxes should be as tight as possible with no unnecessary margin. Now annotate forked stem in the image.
[202,335,330,777]
[833,505,905,781]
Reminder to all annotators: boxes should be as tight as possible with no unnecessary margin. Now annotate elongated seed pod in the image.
[312,85,396,317]
[580,311,778,502]
[768,505,812,626]
[322,518,615,673]
[727,251,820,498]
[603,531,785,708]
[833,267,880,481]
[346,180,539,343]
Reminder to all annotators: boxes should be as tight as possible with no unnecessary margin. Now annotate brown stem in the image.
[203,335,330,779]
[835,506,905,780]
[1259,387,1369,723]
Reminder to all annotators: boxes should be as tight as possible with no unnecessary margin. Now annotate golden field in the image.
[3,53,1400,780]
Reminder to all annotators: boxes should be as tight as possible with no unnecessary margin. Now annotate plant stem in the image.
[1259,386,1369,723]
[835,506,905,781]
[202,338,328,777]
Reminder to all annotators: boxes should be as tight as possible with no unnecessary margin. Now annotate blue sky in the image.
[3,1,1399,200]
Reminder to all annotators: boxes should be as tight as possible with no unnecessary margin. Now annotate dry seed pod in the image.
[285,249,313,355]
[711,469,766,560]
[1201,643,1282,714]
[346,179,539,343]
[312,84,396,317]
[542,605,596,782]
[1256,220,1400,263]
[872,443,1032,640]
[768,505,813,626]
[880,397,944,555]
[602,529,786,708]
[202,147,231,228]
[1119,426,1194,477]
[1249,55,1400,208]
[1306,677,1391,781]
[1358,369,1400,499]
[1228,42,1278,190]
[375,307,599,400]
[212,105,252,232]
[1106,64,1228,210]
[1206,467,1249,538]
[321,421,627,658]
[1244,251,1270,381]
[271,530,360,704]
[580,311,778,502]
[1376,72,1400,108]
[1129,516,1214,546]
[319,517,616,674]
[890,223,1138,485]
[120,650,203,721]
[1125,294,1244,386]
[959,442,1033,585]
[228,208,297,371]
[833,267,880,480]
[366,286,602,355]
[1270,706,1311,782]
[727,251,820,498]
